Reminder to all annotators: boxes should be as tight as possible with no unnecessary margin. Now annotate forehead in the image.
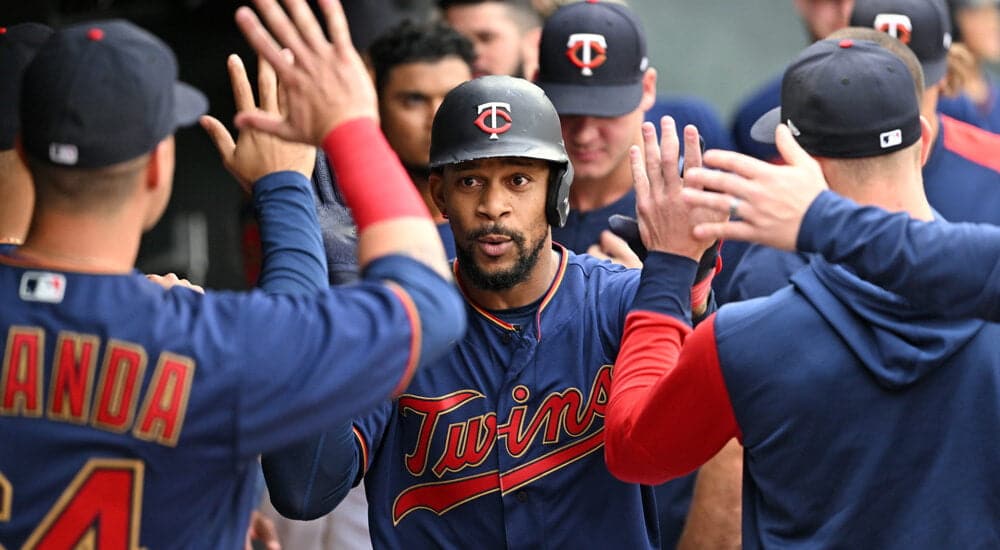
[445,3,521,33]
[446,157,550,173]
[383,57,472,93]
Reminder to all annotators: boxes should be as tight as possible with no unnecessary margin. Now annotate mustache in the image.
[466,225,526,246]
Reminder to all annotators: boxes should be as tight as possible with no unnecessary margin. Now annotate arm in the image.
[603,253,740,484]
[604,115,740,483]
[682,124,1000,321]
[797,191,1000,321]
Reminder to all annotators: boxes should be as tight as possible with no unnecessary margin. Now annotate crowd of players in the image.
[2,0,1000,548]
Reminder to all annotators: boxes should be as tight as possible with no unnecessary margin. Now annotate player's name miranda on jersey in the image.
[1,326,193,447]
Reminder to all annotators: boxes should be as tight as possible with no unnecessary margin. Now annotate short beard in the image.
[456,224,547,291]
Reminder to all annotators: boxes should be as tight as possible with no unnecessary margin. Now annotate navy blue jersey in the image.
[552,190,636,254]
[352,247,661,548]
[923,115,1000,225]
[798,190,1000,321]
[730,75,782,162]
[0,173,461,548]
[721,245,809,303]
[609,251,1000,548]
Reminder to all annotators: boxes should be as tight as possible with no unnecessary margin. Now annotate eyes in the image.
[458,174,533,188]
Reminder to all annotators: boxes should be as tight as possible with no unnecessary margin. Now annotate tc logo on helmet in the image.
[566,33,607,76]
[474,102,512,140]
[873,13,912,44]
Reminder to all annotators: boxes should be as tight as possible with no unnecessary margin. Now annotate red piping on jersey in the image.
[353,425,370,476]
[384,282,422,396]
[454,244,569,340]
[604,311,740,485]
[941,115,1000,174]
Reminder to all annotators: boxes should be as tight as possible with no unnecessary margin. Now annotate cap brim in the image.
[749,106,781,144]
[922,57,947,89]
[536,81,643,117]
[174,81,208,128]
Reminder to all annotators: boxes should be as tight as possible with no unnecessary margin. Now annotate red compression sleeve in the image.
[605,312,740,485]
[322,118,430,231]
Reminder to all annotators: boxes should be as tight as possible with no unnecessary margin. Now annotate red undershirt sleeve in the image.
[605,311,741,485]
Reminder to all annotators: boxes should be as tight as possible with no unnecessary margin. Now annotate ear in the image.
[917,115,933,167]
[429,171,448,216]
[639,67,657,112]
[145,142,162,190]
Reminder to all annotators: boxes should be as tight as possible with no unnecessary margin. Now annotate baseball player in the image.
[725,0,1000,303]
[683,135,1000,323]
[439,0,543,79]
[261,75,739,548]
[606,37,1000,548]
[0,23,52,247]
[0,2,465,547]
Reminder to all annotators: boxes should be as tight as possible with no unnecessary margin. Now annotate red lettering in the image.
[91,341,147,432]
[1,327,45,417]
[432,414,496,477]
[399,391,483,476]
[133,353,195,447]
[47,332,99,423]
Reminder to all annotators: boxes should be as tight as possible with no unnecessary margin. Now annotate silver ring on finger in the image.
[728,197,741,220]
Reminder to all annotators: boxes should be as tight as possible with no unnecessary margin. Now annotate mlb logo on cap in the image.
[880,129,903,148]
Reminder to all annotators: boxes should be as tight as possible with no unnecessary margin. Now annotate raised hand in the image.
[682,124,828,251]
[631,117,721,261]
[233,0,378,145]
[201,53,316,193]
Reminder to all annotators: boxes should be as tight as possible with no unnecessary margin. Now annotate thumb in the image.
[774,124,814,168]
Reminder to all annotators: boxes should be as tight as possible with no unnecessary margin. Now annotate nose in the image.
[563,116,599,145]
[477,180,512,221]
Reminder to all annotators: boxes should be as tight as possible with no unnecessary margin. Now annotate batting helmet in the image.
[429,75,574,228]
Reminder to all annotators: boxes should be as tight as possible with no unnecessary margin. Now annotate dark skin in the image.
[430,157,557,310]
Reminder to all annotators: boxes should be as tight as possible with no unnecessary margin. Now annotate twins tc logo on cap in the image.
[474,102,512,140]
[873,13,912,44]
[566,33,607,76]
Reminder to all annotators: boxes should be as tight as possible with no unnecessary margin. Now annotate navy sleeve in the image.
[632,252,699,322]
[253,171,328,296]
[261,421,360,520]
[798,190,1000,321]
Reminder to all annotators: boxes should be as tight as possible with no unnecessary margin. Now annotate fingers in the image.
[599,230,643,268]
[683,166,758,200]
[235,7,292,83]
[227,54,256,113]
[257,55,279,113]
[691,220,756,243]
[200,115,236,161]
[319,0,353,54]
[250,0,312,68]
[681,187,752,219]
[682,124,703,188]
[282,0,329,53]
[586,243,611,261]
[234,109,294,141]
[629,145,650,198]
[700,148,767,180]
[774,124,816,169]
[656,117,681,194]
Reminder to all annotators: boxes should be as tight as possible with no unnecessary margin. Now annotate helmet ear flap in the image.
[546,161,574,227]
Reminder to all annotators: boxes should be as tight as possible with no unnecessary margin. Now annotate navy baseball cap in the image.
[20,20,208,168]
[851,0,952,87]
[750,38,921,158]
[535,0,649,117]
[0,23,53,150]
